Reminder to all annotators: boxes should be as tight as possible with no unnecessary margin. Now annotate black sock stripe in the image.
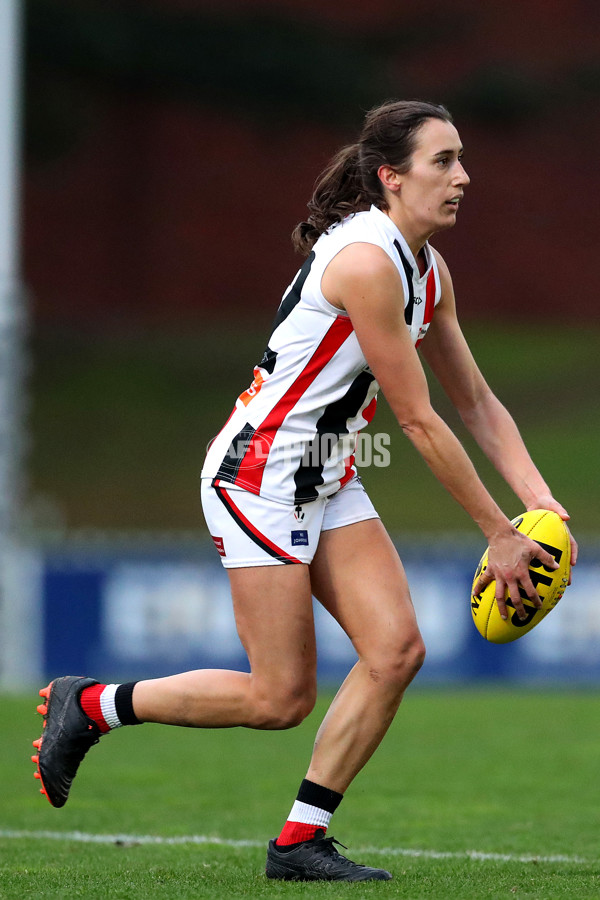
[114,682,141,726]
[297,778,343,814]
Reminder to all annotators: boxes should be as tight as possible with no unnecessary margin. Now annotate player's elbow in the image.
[456,383,496,429]
[397,406,439,440]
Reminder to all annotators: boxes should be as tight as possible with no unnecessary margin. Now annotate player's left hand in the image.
[527,495,578,584]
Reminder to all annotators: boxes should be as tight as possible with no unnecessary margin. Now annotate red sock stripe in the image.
[79,684,111,733]
[277,821,324,846]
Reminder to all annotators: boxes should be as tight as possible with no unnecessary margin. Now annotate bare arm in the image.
[421,248,577,574]
[322,242,560,617]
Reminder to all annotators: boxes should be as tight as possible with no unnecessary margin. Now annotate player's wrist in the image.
[475,507,514,544]
[526,499,554,513]
[517,476,553,511]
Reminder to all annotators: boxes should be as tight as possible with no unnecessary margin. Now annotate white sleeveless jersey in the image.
[202,204,441,505]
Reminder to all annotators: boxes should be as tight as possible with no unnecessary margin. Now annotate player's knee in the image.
[255,682,316,730]
[406,634,426,679]
[396,632,426,684]
[260,696,315,730]
[369,632,426,690]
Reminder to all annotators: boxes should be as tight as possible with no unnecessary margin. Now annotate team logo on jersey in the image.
[291,530,309,546]
[238,367,265,407]
[294,504,305,522]
[414,296,423,305]
[237,348,278,408]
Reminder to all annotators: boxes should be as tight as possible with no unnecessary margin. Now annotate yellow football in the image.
[471,509,571,643]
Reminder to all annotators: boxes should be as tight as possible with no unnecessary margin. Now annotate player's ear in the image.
[377,165,401,194]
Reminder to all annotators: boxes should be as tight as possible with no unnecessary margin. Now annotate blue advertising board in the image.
[38,537,600,685]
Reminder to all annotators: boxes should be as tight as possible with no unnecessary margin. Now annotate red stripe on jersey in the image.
[415,268,437,348]
[235,316,354,492]
[339,393,376,487]
[423,267,436,327]
[362,395,377,424]
[339,458,356,489]
[213,479,303,564]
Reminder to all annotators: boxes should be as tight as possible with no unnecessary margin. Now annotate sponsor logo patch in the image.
[211,535,226,557]
[291,529,309,547]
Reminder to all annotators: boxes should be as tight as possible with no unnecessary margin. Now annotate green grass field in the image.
[2,689,600,898]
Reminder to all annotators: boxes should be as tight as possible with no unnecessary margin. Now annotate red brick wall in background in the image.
[23,0,600,326]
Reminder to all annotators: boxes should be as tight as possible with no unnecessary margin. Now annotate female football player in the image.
[33,99,577,882]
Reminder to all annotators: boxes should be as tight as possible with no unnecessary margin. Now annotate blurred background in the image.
[1,0,599,687]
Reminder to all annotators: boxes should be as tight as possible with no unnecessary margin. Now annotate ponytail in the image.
[292,143,374,255]
[292,99,453,255]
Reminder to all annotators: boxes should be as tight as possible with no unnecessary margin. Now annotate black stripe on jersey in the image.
[213,483,298,565]
[251,252,316,382]
[393,239,415,326]
[293,370,375,504]
[270,251,316,333]
[257,345,277,375]
[214,422,257,485]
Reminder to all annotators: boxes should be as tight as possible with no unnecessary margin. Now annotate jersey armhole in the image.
[317,239,403,317]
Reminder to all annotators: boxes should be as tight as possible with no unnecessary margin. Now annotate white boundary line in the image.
[0,830,592,866]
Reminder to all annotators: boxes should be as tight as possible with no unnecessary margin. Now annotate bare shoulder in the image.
[322,242,402,311]
[326,241,400,283]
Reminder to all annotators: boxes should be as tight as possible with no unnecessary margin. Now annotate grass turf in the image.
[2,689,600,898]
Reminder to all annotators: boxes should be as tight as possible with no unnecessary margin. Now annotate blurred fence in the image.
[3,536,599,688]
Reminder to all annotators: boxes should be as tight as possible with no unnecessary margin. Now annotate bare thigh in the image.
[309,518,423,664]
[228,563,318,709]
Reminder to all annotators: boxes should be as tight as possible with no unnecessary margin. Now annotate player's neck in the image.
[382,208,431,271]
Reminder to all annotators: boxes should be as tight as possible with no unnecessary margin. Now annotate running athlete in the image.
[32,100,577,883]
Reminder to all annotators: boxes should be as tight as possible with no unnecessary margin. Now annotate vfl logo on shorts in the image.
[211,535,226,557]
[291,530,309,547]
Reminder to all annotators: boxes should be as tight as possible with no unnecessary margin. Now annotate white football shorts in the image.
[201,475,379,568]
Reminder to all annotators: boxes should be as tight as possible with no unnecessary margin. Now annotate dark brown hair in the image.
[292,99,453,255]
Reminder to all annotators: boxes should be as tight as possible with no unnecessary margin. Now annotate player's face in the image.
[398,118,469,235]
